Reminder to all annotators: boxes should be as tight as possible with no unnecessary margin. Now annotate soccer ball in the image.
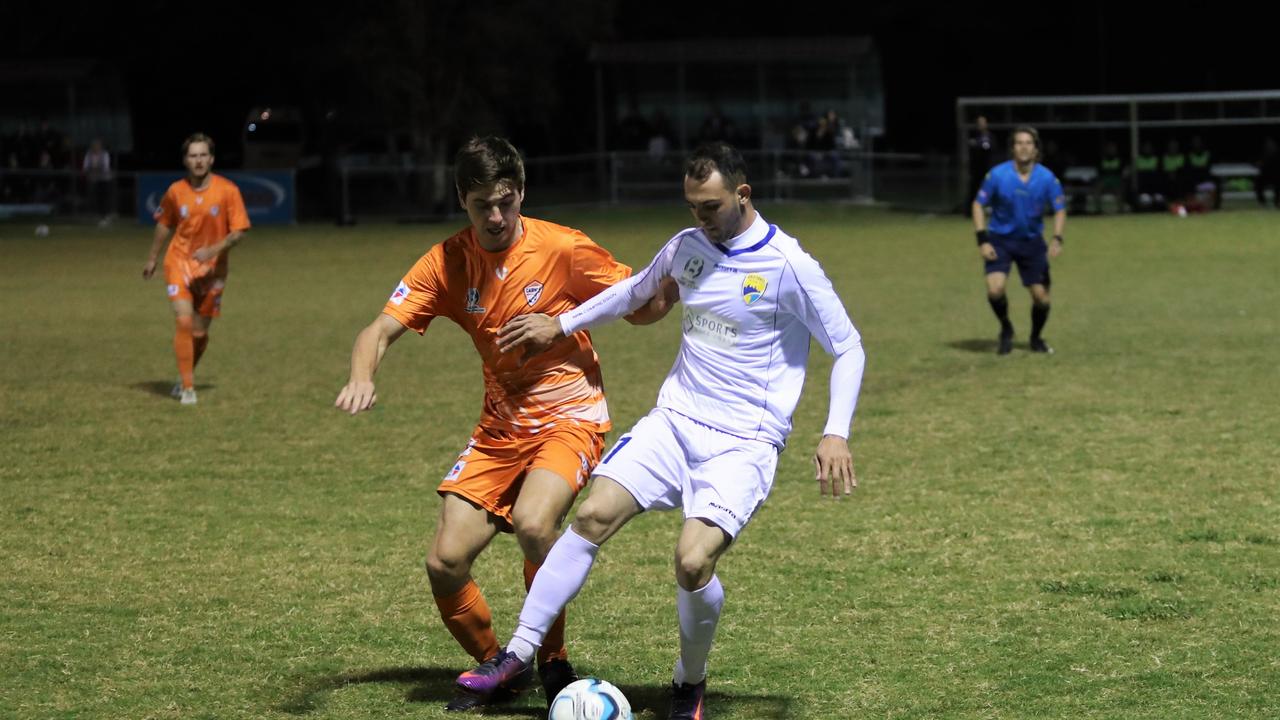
[548,677,632,720]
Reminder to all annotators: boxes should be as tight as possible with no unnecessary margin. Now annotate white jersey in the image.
[561,213,861,448]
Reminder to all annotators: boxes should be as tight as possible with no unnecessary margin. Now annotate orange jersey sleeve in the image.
[381,240,451,334]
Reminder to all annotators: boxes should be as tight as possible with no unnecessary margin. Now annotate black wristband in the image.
[976,230,989,246]
[1053,234,1063,244]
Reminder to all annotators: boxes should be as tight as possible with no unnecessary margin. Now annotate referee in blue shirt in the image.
[972,125,1067,354]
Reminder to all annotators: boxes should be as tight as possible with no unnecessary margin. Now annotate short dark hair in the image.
[1009,125,1041,151]
[455,136,526,196]
[183,132,215,156]
[685,142,748,189]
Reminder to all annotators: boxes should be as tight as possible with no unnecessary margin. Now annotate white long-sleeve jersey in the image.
[560,213,864,449]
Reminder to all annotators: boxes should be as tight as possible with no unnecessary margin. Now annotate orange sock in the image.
[525,558,568,663]
[434,580,499,663]
[193,332,209,367]
[174,315,195,389]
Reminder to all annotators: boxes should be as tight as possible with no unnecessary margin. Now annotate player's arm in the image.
[142,223,174,279]
[972,178,997,261]
[501,239,676,353]
[335,314,409,414]
[622,276,679,325]
[1049,208,1066,257]
[1048,181,1067,258]
[814,340,865,499]
[193,229,247,263]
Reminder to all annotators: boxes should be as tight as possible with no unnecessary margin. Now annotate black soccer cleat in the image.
[997,327,1014,355]
[538,658,580,707]
[1029,337,1054,354]
[669,679,707,720]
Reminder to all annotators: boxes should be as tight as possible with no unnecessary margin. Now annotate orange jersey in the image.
[155,173,250,281]
[383,216,631,435]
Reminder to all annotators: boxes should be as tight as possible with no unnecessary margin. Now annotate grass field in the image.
[2,203,1278,719]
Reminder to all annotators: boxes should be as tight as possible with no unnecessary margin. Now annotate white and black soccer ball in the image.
[548,677,632,720]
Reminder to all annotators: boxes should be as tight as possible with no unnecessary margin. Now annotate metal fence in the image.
[0,150,960,226]
[335,149,959,223]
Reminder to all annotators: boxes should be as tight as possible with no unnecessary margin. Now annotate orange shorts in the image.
[438,421,605,529]
[164,261,225,317]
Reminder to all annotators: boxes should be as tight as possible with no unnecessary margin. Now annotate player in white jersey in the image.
[454,142,865,719]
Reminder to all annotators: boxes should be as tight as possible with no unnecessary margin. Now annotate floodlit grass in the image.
[2,203,1277,719]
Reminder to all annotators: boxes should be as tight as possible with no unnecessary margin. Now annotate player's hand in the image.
[979,242,998,261]
[1048,236,1063,258]
[335,380,378,415]
[497,313,562,355]
[192,246,218,263]
[813,434,856,499]
[142,259,157,279]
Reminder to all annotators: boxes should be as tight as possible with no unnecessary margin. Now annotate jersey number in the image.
[601,436,632,464]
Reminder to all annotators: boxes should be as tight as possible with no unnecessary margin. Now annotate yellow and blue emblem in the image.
[741,273,767,305]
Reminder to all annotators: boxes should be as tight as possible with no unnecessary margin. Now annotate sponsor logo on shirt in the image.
[496,266,509,280]
[741,273,767,305]
[166,284,179,297]
[444,460,466,482]
[678,256,705,287]
[682,307,740,348]
[389,281,410,306]
[465,288,486,314]
[180,205,189,218]
[523,280,543,307]
[210,205,219,216]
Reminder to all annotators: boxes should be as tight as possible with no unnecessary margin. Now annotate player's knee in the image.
[425,550,469,585]
[571,501,617,545]
[674,550,715,591]
[175,315,194,331]
[511,512,558,555]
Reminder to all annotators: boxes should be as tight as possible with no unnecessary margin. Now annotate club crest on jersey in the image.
[741,273,767,305]
[465,288,486,313]
[523,281,543,307]
[210,205,219,216]
[389,281,410,306]
[679,256,705,287]
[179,205,189,218]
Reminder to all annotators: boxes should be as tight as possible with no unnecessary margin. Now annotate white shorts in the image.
[593,407,778,538]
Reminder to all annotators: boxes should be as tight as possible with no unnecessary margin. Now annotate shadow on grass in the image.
[947,338,999,353]
[279,666,792,717]
[130,380,215,397]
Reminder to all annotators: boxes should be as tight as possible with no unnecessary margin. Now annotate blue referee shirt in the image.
[975,161,1066,240]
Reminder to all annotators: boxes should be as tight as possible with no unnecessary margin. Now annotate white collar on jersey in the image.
[713,212,774,256]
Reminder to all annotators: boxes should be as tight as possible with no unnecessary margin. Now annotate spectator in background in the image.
[82,138,113,225]
[1257,137,1280,208]
[967,116,999,214]
[617,102,651,152]
[1098,141,1126,213]
[647,109,675,162]
[698,107,736,145]
[1185,135,1219,210]
[1161,139,1187,201]
[1133,140,1163,209]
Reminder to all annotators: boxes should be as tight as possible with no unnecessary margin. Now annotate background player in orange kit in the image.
[142,133,250,405]
[334,136,676,711]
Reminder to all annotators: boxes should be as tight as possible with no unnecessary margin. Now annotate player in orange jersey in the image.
[142,133,250,405]
[335,136,676,712]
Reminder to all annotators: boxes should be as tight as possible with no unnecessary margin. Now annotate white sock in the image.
[508,527,600,663]
[674,575,724,685]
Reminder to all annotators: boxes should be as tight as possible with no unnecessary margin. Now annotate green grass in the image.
[2,203,1278,719]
